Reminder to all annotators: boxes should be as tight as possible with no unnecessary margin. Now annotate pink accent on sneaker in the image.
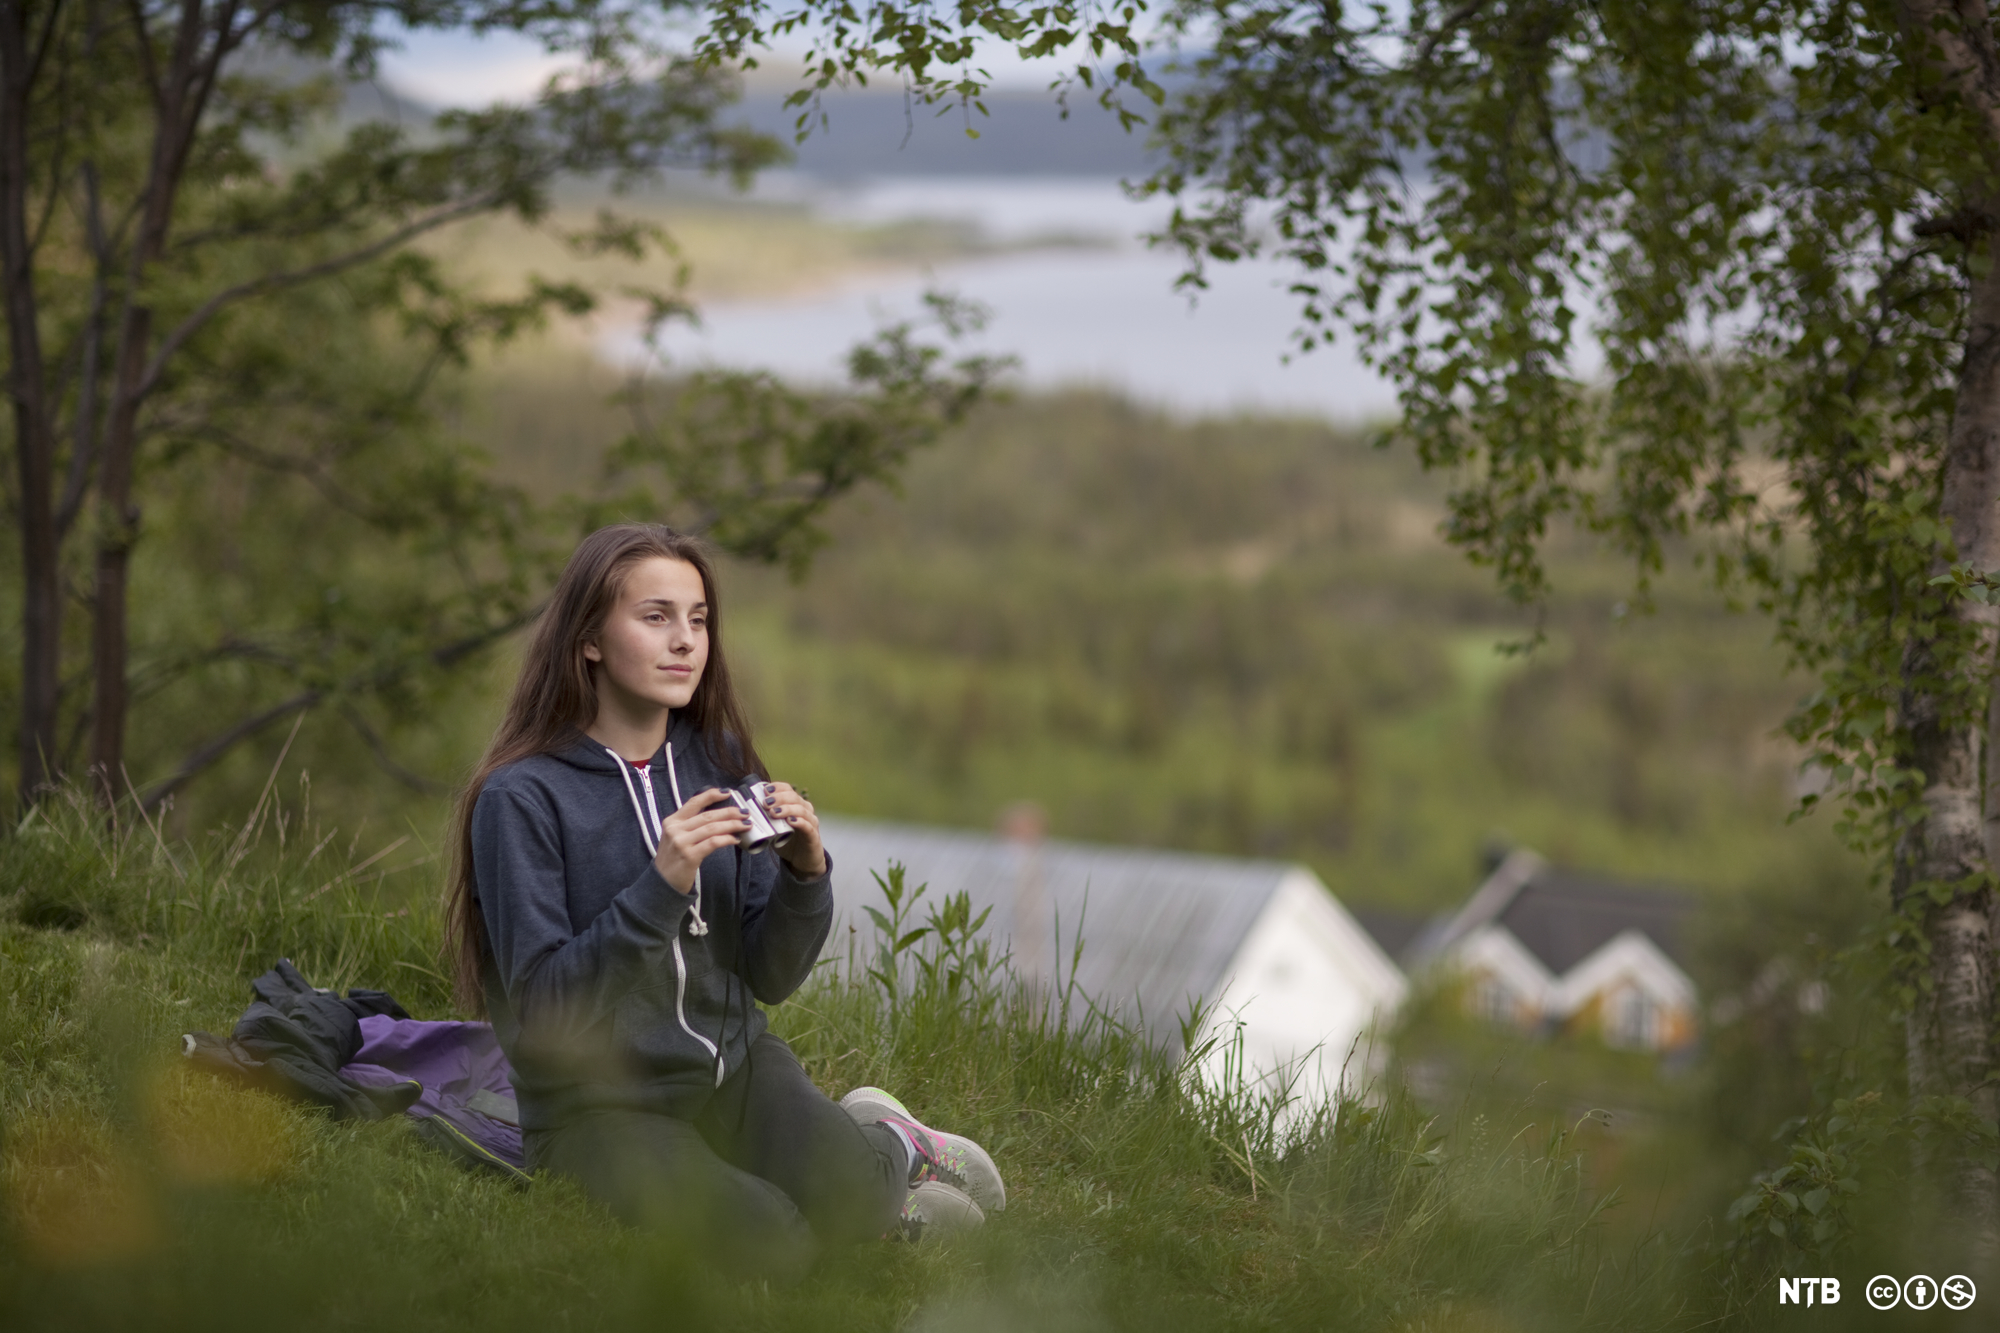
[839,1086,1007,1213]
[881,1119,925,1180]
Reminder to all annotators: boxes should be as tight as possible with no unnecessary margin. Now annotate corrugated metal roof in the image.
[817,816,1292,1030]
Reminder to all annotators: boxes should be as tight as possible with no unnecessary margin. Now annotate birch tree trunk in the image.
[1899,252,2000,1235]
[1889,0,2000,1251]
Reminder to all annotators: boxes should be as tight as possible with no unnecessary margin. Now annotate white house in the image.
[816,815,1409,1096]
[1412,849,1698,1052]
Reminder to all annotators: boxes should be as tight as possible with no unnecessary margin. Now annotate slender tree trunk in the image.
[1900,238,2000,1251]
[89,306,150,800]
[90,3,218,797]
[0,3,60,807]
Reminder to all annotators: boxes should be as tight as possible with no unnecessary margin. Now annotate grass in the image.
[0,789,1772,1333]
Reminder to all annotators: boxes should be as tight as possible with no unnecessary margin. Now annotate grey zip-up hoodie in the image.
[470,715,833,1131]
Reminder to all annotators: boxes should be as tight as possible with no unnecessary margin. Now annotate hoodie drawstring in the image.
[609,741,726,1087]
[608,745,708,936]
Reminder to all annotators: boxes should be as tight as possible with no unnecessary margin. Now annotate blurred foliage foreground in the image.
[0,791,1979,1333]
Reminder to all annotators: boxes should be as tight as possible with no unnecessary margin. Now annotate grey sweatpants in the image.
[524,1033,906,1277]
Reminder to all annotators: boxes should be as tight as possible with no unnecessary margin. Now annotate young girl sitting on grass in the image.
[444,523,1004,1274]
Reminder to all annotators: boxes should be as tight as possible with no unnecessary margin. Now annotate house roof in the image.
[1350,907,1436,965]
[1423,849,1693,976]
[817,815,1297,1027]
[1498,870,1690,973]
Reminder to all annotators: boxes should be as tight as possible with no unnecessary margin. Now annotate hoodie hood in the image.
[540,710,705,774]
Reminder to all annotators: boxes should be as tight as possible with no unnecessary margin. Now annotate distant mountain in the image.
[724,85,1159,179]
[342,48,1163,180]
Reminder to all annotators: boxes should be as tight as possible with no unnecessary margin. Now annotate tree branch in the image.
[57,160,109,538]
[27,47,73,256]
[122,0,160,111]
[430,606,542,670]
[136,191,504,401]
[339,704,449,796]
[27,0,68,84]
[136,606,543,813]
[1897,0,2000,171]
[191,422,381,518]
[1413,0,1489,67]
[139,687,320,812]
[1914,205,1997,242]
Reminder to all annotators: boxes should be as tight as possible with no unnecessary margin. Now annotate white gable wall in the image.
[1433,925,1698,1050]
[814,817,1411,1099]
[1448,926,1558,1026]
[1199,869,1409,1099]
[1550,929,1695,1019]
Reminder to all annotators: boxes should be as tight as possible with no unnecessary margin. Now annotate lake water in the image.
[608,176,1403,422]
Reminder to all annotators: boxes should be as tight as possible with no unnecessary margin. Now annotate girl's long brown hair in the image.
[444,523,764,1014]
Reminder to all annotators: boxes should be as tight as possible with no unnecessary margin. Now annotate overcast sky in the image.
[374,24,1116,107]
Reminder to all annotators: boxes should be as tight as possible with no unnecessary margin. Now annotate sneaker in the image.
[892,1180,985,1242]
[841,1085,1007,1213]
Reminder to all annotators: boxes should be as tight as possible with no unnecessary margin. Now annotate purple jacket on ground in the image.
[187,961,530,1182]
[341,1015,527,1178]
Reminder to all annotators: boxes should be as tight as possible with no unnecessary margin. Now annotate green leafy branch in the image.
[603,291,1012,575]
